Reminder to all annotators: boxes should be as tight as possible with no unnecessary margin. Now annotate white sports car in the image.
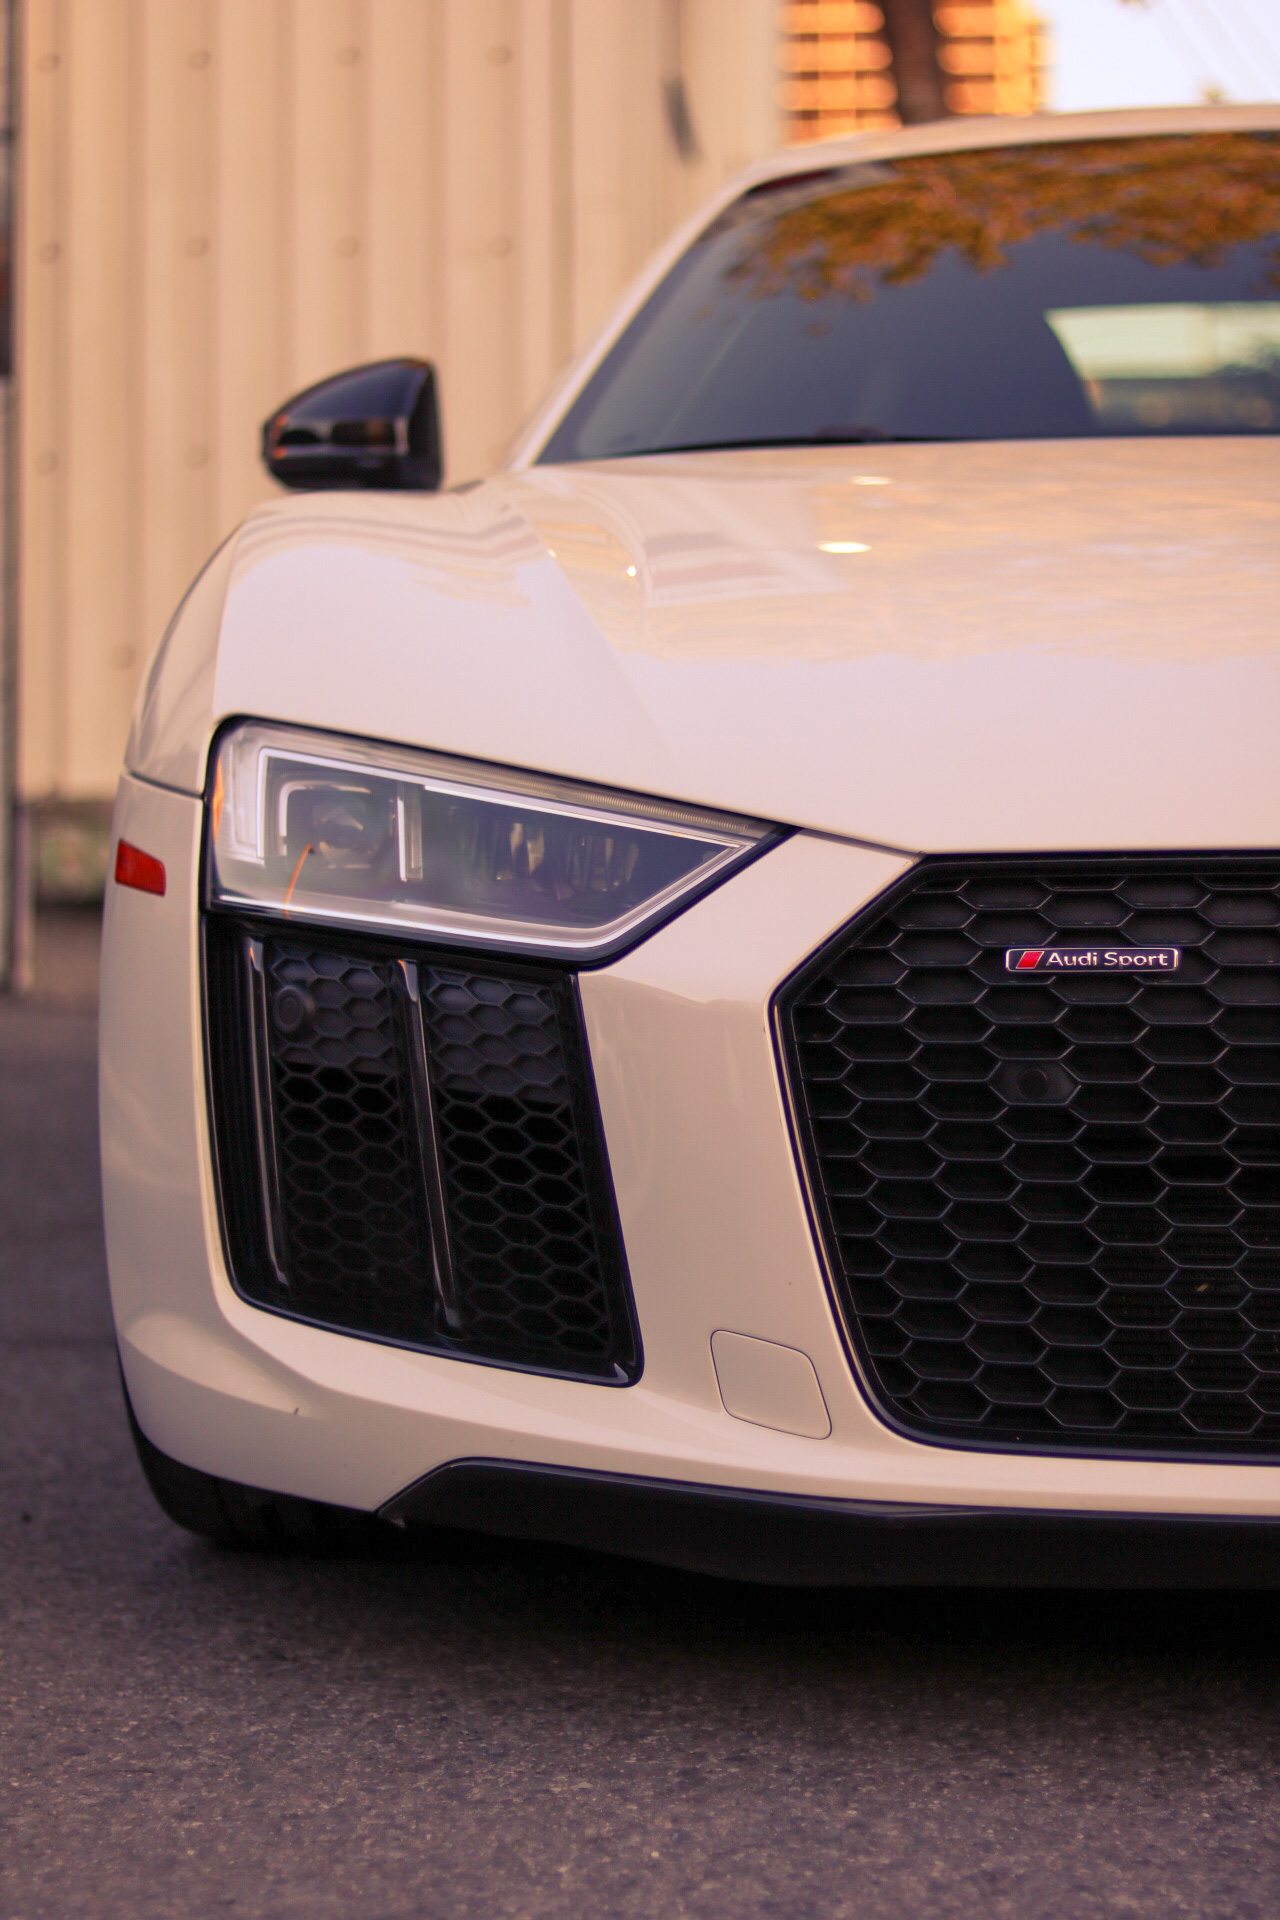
[103,106,1280,1582]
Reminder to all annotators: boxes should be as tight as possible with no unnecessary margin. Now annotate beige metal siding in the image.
[17,0,778,801]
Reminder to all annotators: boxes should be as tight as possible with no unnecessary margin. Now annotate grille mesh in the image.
[204,922,639,1381]
[778,858,1280,1455]
[419,966,622,1361]
[268,945,434,1345]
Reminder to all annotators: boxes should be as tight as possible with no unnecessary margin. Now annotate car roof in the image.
[724,101,1280,188]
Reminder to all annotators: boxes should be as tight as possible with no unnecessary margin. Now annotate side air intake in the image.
[204,919,640,1384]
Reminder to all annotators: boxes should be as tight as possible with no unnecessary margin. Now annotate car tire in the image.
[120,1360,388,1552]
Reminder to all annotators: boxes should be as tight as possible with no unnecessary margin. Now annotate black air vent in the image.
[204,920,639,1383]
[777,857,1280,1456]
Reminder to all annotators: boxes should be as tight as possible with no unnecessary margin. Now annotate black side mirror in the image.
[262,358,443,491]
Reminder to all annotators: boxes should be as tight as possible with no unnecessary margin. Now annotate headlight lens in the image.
[207,721,776,958]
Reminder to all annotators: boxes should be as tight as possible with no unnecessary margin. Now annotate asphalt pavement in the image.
[5,910,1280,1918]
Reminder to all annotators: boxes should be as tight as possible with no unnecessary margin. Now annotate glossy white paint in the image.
[711,1334,832,1441]
[127,534,239,797]
[129,434,1280,854]
[102,785,1280,1515]
[105,107,1280,1535]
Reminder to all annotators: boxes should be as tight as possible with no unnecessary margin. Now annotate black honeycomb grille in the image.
[778,857,1280,1457]
[204,920,639,1382]
[419,966,622,1360]
[268,945,435,1345]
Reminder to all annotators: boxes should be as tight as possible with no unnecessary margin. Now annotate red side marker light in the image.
[115,840,166,897]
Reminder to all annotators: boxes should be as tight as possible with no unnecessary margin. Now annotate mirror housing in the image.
[262,359,443,491]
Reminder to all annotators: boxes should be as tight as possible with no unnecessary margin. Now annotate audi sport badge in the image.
[1005,947,1181,973]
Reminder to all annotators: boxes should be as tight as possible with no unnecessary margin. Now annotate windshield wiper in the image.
[635,430,962,454]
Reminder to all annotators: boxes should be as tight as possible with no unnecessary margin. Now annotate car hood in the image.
[214,439,1280,851]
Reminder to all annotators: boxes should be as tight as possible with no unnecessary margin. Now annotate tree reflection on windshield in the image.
[726,137,1280,303]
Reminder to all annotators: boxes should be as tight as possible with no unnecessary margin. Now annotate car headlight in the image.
[206,721,778,959]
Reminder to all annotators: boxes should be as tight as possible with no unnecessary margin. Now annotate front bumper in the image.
[102,771,1280,1538]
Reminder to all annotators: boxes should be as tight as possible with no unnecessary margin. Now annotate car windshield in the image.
[540,132,1280,460]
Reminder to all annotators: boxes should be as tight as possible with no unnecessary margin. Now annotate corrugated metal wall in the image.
[17,0,779,803]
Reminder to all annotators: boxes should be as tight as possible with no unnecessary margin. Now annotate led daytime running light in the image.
[207,722,775,960]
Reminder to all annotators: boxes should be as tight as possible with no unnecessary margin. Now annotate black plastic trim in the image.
[773,851,1280,1467]
[398,959,463,1333]
[202,912,643,1386]
[381,1457,1280,1587]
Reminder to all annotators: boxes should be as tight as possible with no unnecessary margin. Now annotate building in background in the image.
[9,0,1052,968]
[13,0,776,939]
[780,0,1048,138]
